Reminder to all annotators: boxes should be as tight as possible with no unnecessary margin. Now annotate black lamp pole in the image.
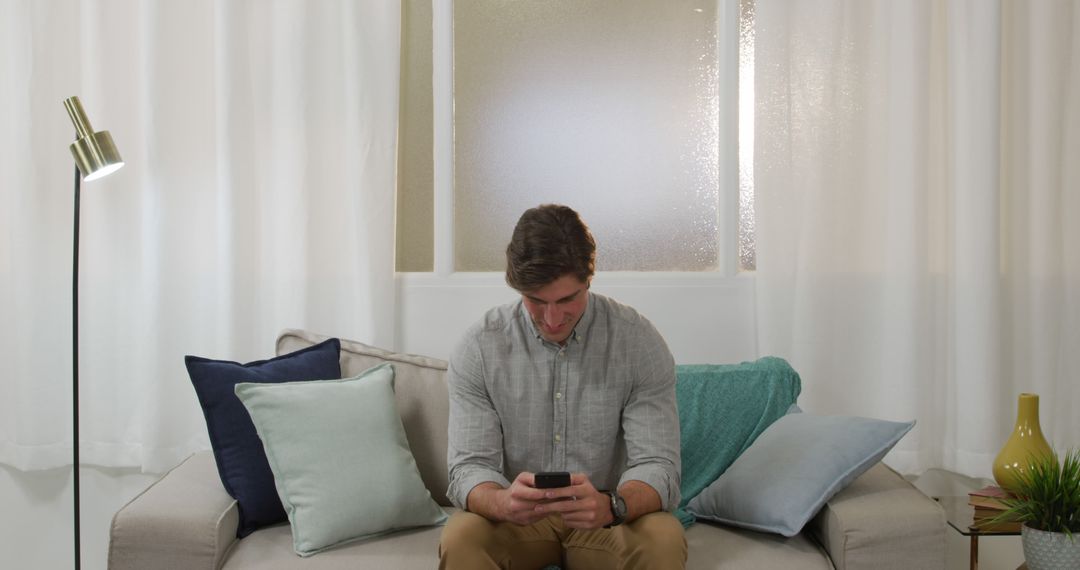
[73,165,82,570]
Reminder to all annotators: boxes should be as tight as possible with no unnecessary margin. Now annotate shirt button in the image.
[555,392,563,399]
[554,434,561,442]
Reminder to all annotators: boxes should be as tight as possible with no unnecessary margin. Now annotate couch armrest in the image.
[108,452,239,570]
[806,462,945,570]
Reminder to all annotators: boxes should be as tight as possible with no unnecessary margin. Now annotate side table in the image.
[936,496,1021,570]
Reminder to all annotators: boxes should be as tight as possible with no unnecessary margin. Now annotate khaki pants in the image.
[438,510,687,570]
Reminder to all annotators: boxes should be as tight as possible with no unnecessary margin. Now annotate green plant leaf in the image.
[986,448,1080,538]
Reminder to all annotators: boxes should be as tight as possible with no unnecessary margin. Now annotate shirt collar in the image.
[519,290,595,346]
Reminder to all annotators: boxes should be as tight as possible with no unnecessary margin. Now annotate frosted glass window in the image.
[738,0,755,271]
[454,0,721,272]
[396,0,434,272]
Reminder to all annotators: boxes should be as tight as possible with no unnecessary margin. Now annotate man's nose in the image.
[544,304,561,324]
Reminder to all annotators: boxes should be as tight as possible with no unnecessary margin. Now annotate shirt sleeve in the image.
[618,320,682,511]
[446,331,511,510]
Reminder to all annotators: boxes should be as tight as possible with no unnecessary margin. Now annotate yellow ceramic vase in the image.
[993,393,1053,492]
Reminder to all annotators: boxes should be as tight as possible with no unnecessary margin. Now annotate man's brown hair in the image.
[505,204,596,292]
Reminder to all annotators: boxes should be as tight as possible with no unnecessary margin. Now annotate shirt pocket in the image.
[579,386,624,448]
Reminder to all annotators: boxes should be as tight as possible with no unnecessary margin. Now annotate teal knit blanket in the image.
[673,357,801,526]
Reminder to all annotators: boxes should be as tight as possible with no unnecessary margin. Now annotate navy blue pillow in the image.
[186,338,341,537]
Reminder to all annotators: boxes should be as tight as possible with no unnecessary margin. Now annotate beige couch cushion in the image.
[686,522,831,570]
[223,505,833,565]
[224,517,448,569]
[222,506,832,570]
[109,452,239,570]
[808,462,945,570]
[276,329,451,507]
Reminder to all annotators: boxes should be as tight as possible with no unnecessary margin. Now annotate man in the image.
[439,204,686,569]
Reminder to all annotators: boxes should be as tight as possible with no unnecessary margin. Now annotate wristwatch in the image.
[603,490,627,528]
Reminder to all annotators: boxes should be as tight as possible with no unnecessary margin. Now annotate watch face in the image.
[611,492,627,519]
[615,495,628,517]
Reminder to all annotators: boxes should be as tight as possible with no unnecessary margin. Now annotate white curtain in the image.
[0,0,401,473]
[754,0,1079,478]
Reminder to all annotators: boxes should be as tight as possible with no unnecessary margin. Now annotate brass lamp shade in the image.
[64,96,124,181]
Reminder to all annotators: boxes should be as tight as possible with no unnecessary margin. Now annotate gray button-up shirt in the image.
[446,292,681,511]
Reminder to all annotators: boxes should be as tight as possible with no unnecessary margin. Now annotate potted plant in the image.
[990,449,1080,570]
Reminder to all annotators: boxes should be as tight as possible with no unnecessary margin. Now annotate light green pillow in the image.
[686,407,914,537]
[235,363,447,556]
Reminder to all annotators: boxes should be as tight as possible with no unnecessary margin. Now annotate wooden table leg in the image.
[970,534,978,570]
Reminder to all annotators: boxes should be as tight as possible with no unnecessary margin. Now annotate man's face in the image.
[521,274,590,345]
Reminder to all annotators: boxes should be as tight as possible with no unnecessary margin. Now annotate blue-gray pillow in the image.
[686,408,914,536]
[186,338,341,537]
[675,358,801,525]
[235,363,448,556]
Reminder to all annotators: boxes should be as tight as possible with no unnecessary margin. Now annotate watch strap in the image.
[602,490,626,528]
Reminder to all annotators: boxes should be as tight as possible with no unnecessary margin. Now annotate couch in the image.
[108,329,945,569]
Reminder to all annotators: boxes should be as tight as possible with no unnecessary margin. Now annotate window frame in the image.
[403,0,747,279]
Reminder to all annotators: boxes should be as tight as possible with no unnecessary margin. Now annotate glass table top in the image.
[936,496,1021,537]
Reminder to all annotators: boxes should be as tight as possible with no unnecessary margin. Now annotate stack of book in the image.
[968,485,1020,532]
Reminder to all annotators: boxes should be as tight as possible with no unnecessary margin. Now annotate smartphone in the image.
[534,471,571,489]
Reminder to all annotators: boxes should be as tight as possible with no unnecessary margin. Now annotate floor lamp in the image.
[63,95,124,570]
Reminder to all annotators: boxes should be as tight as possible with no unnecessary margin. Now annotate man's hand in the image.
[469,474,662,530]
[533,473,613,529]
[466,474,551,526]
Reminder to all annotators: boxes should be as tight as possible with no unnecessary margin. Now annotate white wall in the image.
[395,272,759,363]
